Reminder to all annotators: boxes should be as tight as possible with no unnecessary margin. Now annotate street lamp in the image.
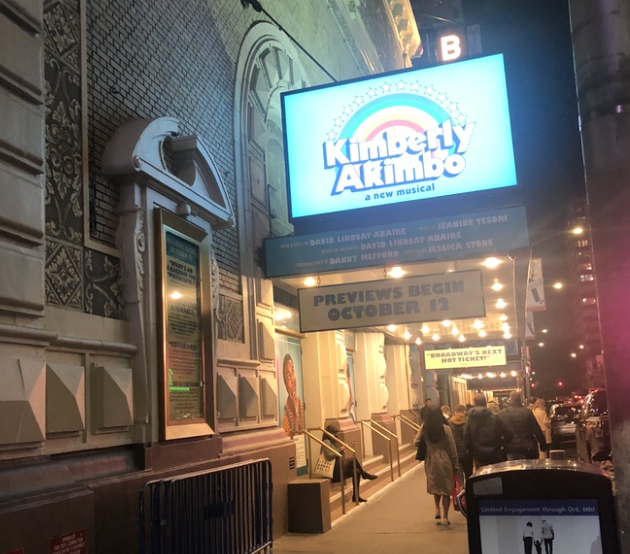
[553,282,564,290]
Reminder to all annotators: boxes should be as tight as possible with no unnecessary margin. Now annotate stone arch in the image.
[234,22,309,251]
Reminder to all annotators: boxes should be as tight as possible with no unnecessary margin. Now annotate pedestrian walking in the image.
[533,399,552,458]
[448,404,473,482]
[420,398,432,422]
[464,393,513,469]
[498,391,547,460]
[541,519,555,554]
[413,406,459,525]
[523,522,535,554]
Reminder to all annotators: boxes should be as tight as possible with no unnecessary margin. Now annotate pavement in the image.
[272,464,470,554]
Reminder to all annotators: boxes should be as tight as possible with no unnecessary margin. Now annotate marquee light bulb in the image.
[491,281,503,291]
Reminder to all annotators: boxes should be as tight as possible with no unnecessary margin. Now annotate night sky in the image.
[461,0,587,393]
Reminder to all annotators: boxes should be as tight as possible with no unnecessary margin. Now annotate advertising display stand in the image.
[464,460,619,554]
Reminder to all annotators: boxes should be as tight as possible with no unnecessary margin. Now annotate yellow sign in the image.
[424,345,507,370]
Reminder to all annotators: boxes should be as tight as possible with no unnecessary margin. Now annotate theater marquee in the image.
[298,270,485,333]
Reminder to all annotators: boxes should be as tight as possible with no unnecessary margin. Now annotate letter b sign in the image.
[439,33,463,62]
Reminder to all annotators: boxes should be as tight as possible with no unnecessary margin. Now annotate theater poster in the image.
[156,209,214,440]
[276,334,307,471]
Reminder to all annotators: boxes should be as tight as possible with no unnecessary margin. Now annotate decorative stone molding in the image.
[258,318,275,362]
[103,117,236,427]
[46,363,85,433]
[102,117,234,230]
[216,374,237,421]
[93,365,133,429]
[260,376,278,419]
[238,375,260,419]
[0,357,46,445]
[385,0,422,63]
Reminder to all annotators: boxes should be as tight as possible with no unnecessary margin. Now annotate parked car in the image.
[550,402,581,447]
[575,389,611,463]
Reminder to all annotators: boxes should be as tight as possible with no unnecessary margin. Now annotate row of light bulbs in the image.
[387,315,512,344]
[460,371,519,379]
[301,257,507,287]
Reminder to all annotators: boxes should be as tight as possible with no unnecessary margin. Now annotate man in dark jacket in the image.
[464,393,514,469]
[498,391,547,460]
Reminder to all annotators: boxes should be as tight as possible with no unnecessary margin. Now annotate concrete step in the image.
[329,444,420,522]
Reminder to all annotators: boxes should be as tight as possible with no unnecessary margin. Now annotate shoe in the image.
[435,514,441,520]
[363,472,378,480]
[352,496,368,503]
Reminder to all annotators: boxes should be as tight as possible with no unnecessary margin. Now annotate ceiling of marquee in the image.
[272,251,531,346]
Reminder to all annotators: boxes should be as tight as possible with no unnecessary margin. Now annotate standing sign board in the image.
[299,270,485,333]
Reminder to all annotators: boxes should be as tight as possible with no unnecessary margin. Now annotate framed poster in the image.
[276,335,307,471]
[156,209,214,440]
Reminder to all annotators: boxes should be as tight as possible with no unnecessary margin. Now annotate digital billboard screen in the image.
[282,54,517,224]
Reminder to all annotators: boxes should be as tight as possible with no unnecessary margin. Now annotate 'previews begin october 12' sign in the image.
[282,54,517,219]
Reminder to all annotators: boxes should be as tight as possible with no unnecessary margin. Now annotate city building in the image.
[0,0,534,551]
[566,199,604,388]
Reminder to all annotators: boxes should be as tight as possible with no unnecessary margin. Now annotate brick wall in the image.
[87,0,241,290]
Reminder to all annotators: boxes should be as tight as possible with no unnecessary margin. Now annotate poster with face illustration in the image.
[276,335,307,471]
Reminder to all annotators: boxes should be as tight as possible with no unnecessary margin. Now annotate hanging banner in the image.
[424,345,507,370]
[526,258,546,311]
[525,311,536,340]
[298,269,485,332]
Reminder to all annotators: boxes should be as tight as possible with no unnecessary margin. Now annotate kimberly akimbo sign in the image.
[298,270,485,333]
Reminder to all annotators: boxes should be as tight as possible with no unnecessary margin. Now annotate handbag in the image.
[415,434,427,461]
[452,473,464,512]
[312,453,335,479]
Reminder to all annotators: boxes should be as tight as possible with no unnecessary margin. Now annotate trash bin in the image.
[463,459,619,554]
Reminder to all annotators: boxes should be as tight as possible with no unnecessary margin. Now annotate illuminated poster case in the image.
[156,209,214,440]
[282,54,518,230]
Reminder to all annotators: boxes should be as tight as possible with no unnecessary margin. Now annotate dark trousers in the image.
[534,541,542,554]
[332,458,364,497]
[544,539,553,554]
[459,455,473,482]
[523,537,533,554]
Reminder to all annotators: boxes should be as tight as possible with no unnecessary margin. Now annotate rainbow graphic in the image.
[339,93,452,144]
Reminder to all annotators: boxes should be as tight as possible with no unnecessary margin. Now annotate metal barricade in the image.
[139,458,273,554]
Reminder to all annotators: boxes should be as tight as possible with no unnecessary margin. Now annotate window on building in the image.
[582,297,597,305]
[577,239,589,248]
[579,263,593,271]
[580,273,594,282]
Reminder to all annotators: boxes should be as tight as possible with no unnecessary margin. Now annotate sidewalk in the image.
[272,464,469,554]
